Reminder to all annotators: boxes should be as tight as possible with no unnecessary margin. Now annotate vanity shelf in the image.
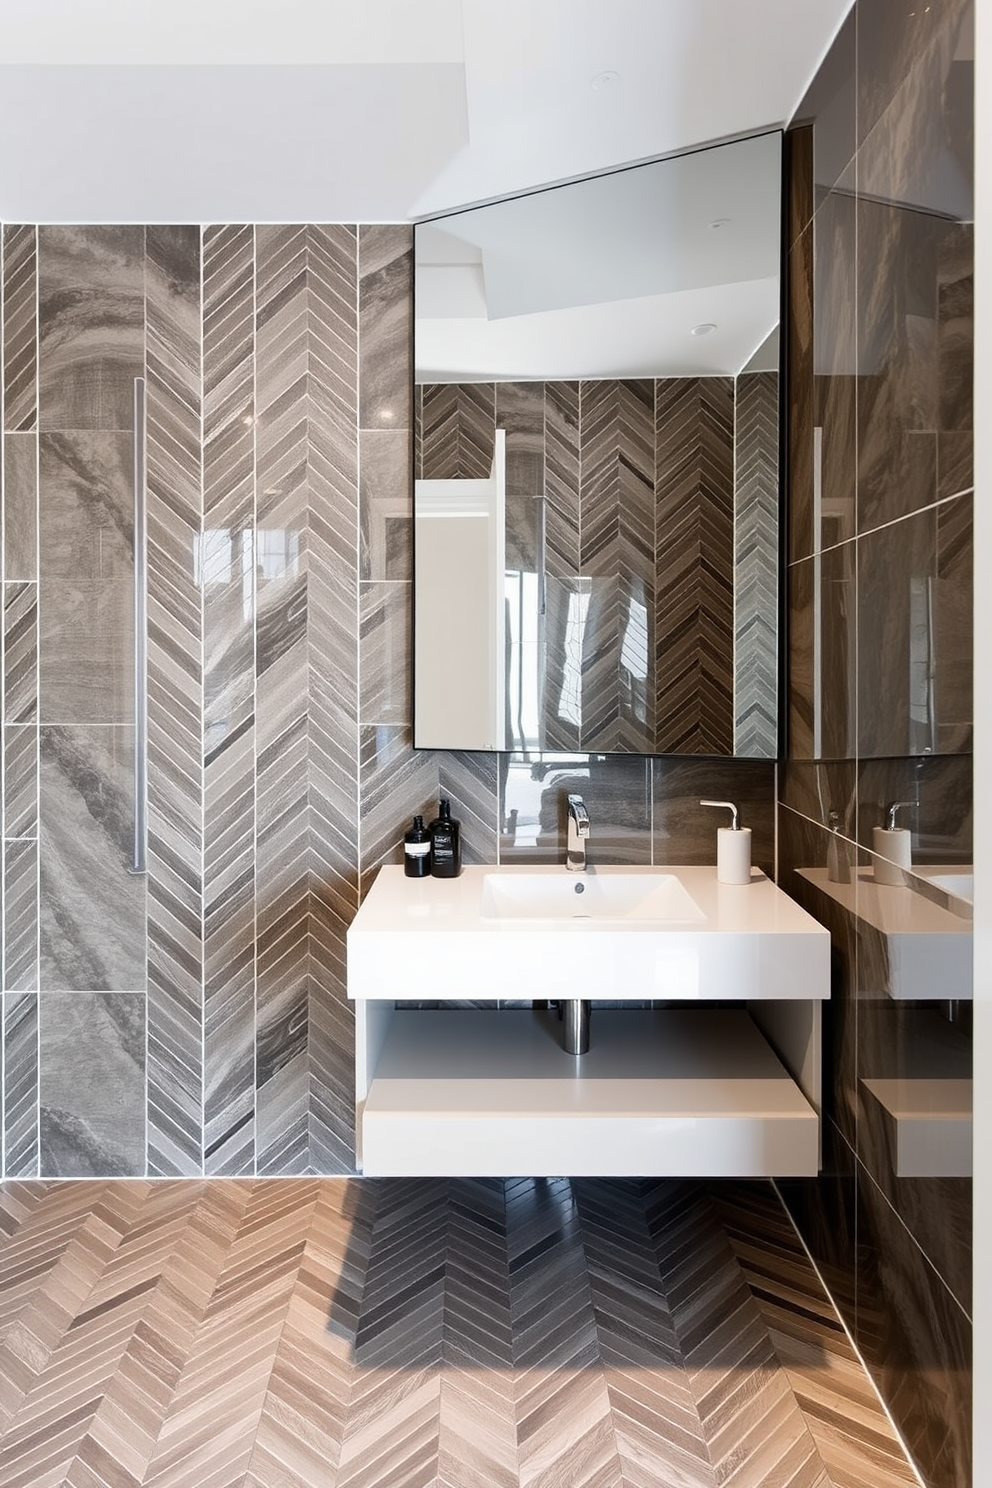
[357,1006,819,1178]
[348,864,830,1179]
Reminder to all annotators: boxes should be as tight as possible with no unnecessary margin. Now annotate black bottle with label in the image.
[429,799,461,878]
[403,815,432,878]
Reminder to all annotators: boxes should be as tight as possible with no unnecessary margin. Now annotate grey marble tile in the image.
[359,724,440,898]
[38,430,134,724]
[3,433,38,580]
[39,992,146,1177]
[419,382,496,480]
[544,381,580,581]
[360,429,411,581]
[39,578,133,725]
[496,381,544,498]
[733,370,778,759]
[202,521,255,752]
[39,725,145,992]
[3,225,38,434]
[438,751,499,866]
[541,575,583,755]
[3,993,39,1176]
[501,752,651,867]
[4,724,38,839]
[358,225,412,432]
[855,1160,971,1488]
[38,226,145,431]
[256,974,309,1177]
[653,758,775,876]
[4,839,38,992]
[359,580,410,726]
[3,581,37,724]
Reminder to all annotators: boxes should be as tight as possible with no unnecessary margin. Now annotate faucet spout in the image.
[566,793,590,872]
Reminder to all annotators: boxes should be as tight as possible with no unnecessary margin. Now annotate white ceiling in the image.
[0,0,854,222]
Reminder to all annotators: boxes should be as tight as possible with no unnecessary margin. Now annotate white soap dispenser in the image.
[700,799,752,884]
[872,800,914,886]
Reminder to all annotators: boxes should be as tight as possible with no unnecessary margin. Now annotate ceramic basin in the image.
[347,865,831,1004]
[481,870,705,923]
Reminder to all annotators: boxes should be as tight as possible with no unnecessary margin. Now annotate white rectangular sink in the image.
[481,869,705,922]
[348,865,831,1003]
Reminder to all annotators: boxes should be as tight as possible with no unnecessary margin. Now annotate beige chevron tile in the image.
[0,1177,926,1488]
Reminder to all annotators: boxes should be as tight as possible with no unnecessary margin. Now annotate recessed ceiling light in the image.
[709,217,731,230]
[692,322,718,337]
[590,70,620,91]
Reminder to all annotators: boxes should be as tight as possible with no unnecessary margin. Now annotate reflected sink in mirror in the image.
[481,869,705,923]
[916,868,974,903]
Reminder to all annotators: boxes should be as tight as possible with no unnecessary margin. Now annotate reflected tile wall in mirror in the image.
[417,373,773,757]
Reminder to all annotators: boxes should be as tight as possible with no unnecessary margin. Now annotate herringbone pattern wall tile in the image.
[0,1178,920,1487]
[203,225,258,1176]
[145,227,204,1177]
[309,223,361,1177]
[2,226,37,433]
[419,382,495,480]
[254,226,312,1177]
[656,378,735,754]
[734,372,778,757]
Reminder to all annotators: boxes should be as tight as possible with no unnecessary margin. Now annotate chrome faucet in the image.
[566,794,590,872]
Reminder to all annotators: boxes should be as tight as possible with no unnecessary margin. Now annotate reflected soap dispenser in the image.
[873,800,914,886]
[700,799,752,884]
[429,799,462,878]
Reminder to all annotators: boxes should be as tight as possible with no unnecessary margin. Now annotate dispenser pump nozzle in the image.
[700,799,742,831]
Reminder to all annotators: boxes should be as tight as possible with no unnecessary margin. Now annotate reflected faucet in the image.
[566,794,590,872]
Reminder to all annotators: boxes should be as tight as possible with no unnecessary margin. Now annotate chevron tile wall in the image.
[1,225,778,1180]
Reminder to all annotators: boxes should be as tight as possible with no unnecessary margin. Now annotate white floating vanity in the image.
[347,864,831,1178]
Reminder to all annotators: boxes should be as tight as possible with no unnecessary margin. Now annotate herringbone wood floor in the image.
[0,1178,919,1488]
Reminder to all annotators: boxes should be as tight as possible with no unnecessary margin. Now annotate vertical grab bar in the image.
[131,377,148,874]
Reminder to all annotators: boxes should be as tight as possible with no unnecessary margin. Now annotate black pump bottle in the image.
[429,799,461,878]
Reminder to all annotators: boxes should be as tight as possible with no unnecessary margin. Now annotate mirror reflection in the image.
[414,132,782,756]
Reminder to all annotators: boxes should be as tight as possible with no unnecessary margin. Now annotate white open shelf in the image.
[357,1007,819,1178]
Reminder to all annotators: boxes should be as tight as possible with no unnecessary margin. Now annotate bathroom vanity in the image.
[347,864,830,1177]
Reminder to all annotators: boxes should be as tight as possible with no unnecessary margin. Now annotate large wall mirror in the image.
[413,131,782,757]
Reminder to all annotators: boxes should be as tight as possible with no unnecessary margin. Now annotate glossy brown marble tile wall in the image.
[780,2,974,1482]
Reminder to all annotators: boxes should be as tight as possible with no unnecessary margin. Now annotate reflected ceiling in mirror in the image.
[413,132,782,758]
[416,131,781,383]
